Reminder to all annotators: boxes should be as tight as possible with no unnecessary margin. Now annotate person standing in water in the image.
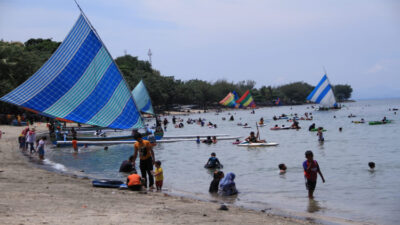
[37,137,46,160]
[303,151,325,199]
[132,133,155,189]
[317,127,324,142]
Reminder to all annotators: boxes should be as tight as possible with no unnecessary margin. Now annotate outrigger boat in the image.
[307,74,341,110]
[0,4,158,143]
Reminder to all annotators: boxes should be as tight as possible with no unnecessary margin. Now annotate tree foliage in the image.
[0,39,353,114]
[333,84,352,101]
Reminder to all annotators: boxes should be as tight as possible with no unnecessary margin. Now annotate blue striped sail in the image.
[131,80,155,115]
[307,74,337,107]
[0,14,144,129]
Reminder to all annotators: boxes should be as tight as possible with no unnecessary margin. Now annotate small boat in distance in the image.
[307,74,340,110]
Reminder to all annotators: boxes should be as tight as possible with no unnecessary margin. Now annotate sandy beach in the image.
[0,124,318,225]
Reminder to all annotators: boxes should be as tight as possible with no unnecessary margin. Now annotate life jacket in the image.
[304,160,318,180]
[127,174,141,186]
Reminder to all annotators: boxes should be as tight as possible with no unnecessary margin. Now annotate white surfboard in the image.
[237,142,279,147]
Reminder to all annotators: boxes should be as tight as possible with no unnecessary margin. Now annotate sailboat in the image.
[236,90,256,108]
[0,6,164,144]
[132,80,155,115]
[219,92,237,108]
[307,74,340,110]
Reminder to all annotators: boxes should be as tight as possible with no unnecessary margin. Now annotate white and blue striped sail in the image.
[0,13,144,129]
[131,80,154,115]
[307,74,337,107]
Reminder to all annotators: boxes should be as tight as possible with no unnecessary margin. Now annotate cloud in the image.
[367,64,384,74]
[366,59,400,74]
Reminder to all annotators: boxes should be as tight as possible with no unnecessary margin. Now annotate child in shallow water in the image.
[368,162,375,170]
[317,127,324,142]
[209,171,224,193]
[232,139,241,144]
[278,163,287,174]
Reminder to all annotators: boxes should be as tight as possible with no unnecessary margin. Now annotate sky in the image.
[1,0,399,99]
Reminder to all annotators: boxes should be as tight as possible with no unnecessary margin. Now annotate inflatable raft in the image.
[92,180,124,188]
[369,120,392,125]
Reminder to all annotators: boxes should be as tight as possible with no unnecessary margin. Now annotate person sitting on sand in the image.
[126,171,144,191]
[119,155,136,173]
[279,163,287,174]
[209,171,224,193]
[202,136,213,144]
[245,131,266,143]
[205,153,223,169]
[229,115,234,121]
[219,172,238,196]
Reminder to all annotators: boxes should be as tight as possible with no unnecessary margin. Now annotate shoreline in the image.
[0,124,363,225]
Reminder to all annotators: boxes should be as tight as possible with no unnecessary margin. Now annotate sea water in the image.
[45,99,400,225]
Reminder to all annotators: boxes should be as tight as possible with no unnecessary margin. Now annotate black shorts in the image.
[306,179,317,191]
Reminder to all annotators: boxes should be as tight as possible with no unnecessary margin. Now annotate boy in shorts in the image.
[303,150,325,199]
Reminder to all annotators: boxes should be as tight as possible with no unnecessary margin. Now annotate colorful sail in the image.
[219,92,237,107]
[132,80,154,115]
[306,74,337,107]
[232,91,239,101]
[275,97,281,105]
[0,13,144,129]
[236,90,256,108]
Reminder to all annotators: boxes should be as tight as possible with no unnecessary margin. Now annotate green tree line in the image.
[0,39,352,113]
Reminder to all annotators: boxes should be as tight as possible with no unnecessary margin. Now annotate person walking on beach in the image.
[37,137,46,160]
[303,151,325,199]
[132,133,155,189]
[26,128,36,154]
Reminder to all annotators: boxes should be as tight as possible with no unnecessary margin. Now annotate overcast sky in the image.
[1,0,399,99]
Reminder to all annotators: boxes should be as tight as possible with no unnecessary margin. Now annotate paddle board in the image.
[237,142,278,147]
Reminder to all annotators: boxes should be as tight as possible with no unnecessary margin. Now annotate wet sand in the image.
[0,124,334,225]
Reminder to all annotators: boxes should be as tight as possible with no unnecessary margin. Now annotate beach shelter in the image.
[0,12,144,130]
